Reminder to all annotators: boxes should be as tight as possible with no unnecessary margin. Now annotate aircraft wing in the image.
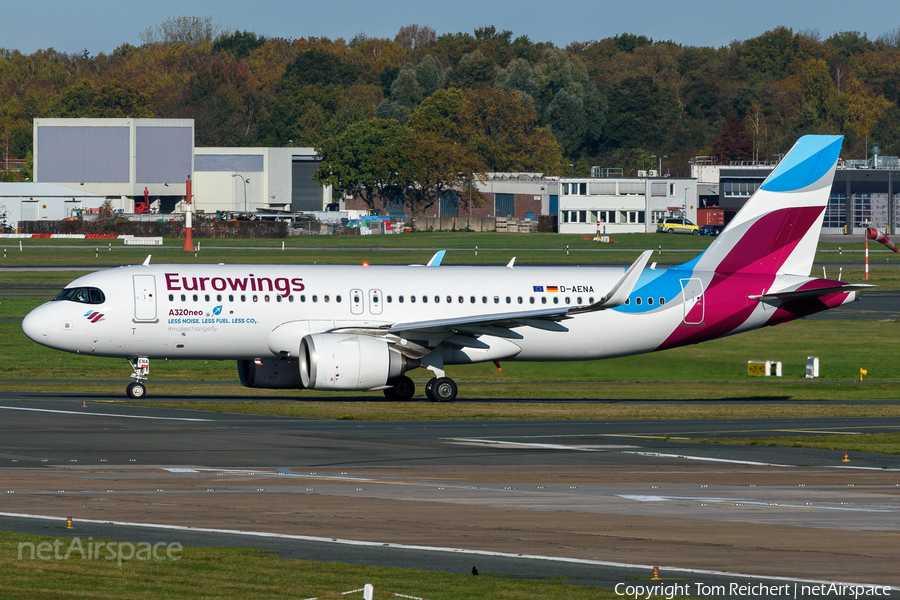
[385,250,654,337]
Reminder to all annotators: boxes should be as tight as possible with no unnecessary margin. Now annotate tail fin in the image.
[694,135,843,277]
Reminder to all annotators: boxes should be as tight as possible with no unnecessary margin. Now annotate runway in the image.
[0,394,899,598]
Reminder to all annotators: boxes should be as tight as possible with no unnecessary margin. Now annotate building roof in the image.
[0,182,104,198]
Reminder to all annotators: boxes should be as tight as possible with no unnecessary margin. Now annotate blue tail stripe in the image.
[760,135,842,193]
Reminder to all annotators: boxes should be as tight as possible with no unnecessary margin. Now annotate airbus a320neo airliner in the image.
[23,135,865,402]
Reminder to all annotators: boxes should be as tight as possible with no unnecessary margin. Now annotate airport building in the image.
[692,153,900,235]
[557,173,697,235]
[0,183,104,229]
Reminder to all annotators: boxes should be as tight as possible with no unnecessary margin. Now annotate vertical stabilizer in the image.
[694,135,843,277]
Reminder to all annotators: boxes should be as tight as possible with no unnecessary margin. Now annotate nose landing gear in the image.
[126,357,149,399]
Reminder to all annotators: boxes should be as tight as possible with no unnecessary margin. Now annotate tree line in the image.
[1,17,899,211]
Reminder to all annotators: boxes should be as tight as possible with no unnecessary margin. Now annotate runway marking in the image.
[449,438,636,451]
[0,406,211,422]
[615,495,895,512]
[776,429,862,435]
[0,511,894,591]
[622,451,795,467]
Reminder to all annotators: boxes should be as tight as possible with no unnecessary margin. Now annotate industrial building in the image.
[33,118,330,216]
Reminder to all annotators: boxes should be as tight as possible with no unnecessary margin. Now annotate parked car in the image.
[656,217,699,234]
[699,224,724,236]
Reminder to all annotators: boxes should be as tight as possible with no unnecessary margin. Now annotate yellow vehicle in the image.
[656,217,699,234]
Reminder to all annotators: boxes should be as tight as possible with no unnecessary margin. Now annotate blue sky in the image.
[5,0,899,56]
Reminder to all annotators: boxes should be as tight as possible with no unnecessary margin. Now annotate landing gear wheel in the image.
[426,377,457,402]
[383,376,416,401]
[126,382,146,399]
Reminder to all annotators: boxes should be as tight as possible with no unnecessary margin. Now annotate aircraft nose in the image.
[22,306,49,343]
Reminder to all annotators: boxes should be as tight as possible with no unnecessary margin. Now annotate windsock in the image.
[865,228,898,253]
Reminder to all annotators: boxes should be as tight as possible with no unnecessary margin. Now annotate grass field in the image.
[692,432,900,457]
[2,531,677,600]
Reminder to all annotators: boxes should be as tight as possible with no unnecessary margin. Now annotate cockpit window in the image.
[54,287,106,305]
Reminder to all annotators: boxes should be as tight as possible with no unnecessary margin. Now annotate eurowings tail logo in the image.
[84,310,105,323]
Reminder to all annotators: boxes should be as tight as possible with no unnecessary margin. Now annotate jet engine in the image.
[237,358,305,389]
[299,333,413,390]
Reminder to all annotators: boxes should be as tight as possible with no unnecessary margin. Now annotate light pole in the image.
[232,173,249,213]
[652,154,667,175]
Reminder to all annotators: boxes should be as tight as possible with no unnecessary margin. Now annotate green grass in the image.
[694,432,900,456]
[1,531,675,600]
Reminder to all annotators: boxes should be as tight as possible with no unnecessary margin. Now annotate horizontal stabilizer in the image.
[749,284,874,303]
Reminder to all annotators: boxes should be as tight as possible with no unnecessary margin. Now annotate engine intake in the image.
[300,333,412,390]
[237,359,304,389]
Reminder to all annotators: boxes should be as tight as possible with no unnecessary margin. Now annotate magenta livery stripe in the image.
[91,313,104,322]
[714,206,825,275]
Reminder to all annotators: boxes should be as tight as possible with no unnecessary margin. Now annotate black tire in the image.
[431,377,458,402]
[126,382,146,399]
[425,378,436,401]
[383,376,416,401]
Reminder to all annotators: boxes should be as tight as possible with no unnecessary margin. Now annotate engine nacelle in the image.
[237,359,304,389]
[299,333,410,390]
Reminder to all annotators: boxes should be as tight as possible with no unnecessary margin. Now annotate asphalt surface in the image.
[1,394,899,599]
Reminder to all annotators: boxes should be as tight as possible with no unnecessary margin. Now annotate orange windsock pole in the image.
[183,176,194,251]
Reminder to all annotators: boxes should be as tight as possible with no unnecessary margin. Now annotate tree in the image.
[213,30,266,59]
[713,115,754,162]
[394,25,437,51]
[140,15,222,48]
[393,129,478,214]
[313,119,406,210]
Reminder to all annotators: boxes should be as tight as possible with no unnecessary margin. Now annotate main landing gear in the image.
[126,357,149,399]
[425,377,458,402]
[381,375,459,402]
[383,375,416,401]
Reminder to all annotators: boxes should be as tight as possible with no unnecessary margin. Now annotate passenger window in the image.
[169,294,174,301]
[541,297,547,304]
[229,294,234,302]
[470,296,476,303]
[217,295,222,302]
[312,295,318,302]
[252,295,258,302]
[565,297,570,304]
[434,296,439,303]
[387,296,392,303]
[458,296,463,303]
[324,295,330,302]
[410,296,415,303]
[241,295,246,302]
[517,297,523,304]
[300,295,305,302]
[447,296,452,303]
[482,296,487,303]
[193,294,198,302]
[576,297,582,304]
[553,297,559,304]
[265,295,270,302]
[648,297,654,305]
[529,297,535,304]
[181,294,186,302]
[276,295,282,302]
[505,297,511,304]
[422,296,428,303]
[660,297,666,305]
[399,296,404,303]
[205,294,210,302]
[494,296,499,304]
[624,298,630,305]
[636,297,642,306]
[288,295,294,302]
[336,295,342,303]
